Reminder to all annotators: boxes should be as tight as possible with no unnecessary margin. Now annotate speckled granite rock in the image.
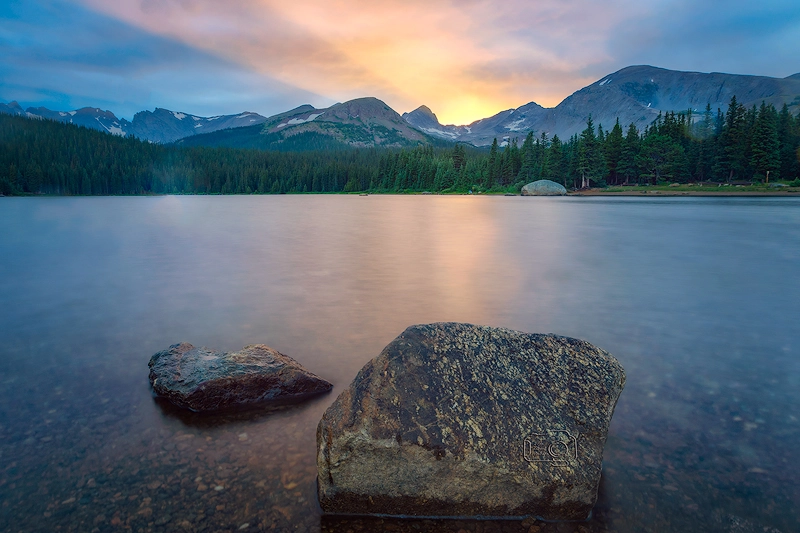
[149,343,332,412]
[521,180,568,196]
[317,323,625,520]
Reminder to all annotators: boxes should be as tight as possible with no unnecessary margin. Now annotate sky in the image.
[1,0,799,125]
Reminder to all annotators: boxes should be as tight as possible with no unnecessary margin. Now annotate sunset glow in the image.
[3,0,800,122]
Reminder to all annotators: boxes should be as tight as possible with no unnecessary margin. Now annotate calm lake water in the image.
[0,195,798,533]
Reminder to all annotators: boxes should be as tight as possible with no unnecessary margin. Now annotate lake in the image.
[0,195,798,533]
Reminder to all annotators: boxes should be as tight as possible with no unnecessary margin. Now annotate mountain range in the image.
[0,102,267,144]
[174,97,436,150]
[404,65,800,145]
[2,65,799,148]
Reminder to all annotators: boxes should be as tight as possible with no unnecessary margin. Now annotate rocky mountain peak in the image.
[406,105,437,120]
[2,101,25,114]
[325,97,398,122]
[403,66,800,145]
[5,65,800,148]
[402,105,443,130]
[286,104,316,114]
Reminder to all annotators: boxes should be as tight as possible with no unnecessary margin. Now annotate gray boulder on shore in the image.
[317,323,625,520]
[521,180,568,196]
[149,343,332,412]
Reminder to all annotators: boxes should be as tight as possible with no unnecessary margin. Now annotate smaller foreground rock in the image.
[521,179,568,196]
[149,343,332,412]
[317,323,625,520]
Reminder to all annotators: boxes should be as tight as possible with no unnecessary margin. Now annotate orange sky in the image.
[14,0,789,124]
[76,0,634,124]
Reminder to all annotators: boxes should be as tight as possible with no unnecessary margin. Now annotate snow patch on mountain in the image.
[172,112,186,120]
[420,127,459,139]
[277,113,324,128]
[105,124,125,136]
[95,116,125,136]
[506,118,527,131]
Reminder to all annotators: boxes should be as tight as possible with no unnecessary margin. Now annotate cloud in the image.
[73,0,649,123]
[0,0,328,118]
[4,0,799,124]
[606,0,800,78]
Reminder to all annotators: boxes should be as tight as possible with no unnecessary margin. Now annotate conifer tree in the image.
[715,96,748,181]
[519,132,535,181]
[700,104,713,138]
[488,138,499,188]
[577,117,596,188]
[544,134,565,186]
[451,143,466,172]
[605,119,624,184]
[778,104,799,180]
[750,102,780,181]
[618,123,640,184]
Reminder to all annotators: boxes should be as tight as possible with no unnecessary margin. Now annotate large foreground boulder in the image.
[149,343,332,412]
[317,323,625,520]
[521,179,568,196]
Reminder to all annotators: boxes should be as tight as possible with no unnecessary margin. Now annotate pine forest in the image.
[1,97,799,196]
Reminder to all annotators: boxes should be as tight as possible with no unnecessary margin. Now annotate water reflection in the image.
[151,392,334,429]
[0,195,798,532]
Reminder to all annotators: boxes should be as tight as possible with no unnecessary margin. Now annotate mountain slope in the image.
[263,97,430,147]
[0,101,26,116]
[178,97,436,150]
[0,103,268,143]
[6,64,799,149]
[546,65,800,138]
[404,102,548,146]
[28,106,129,136]
[126,108,267,143]
[407,65,800,145]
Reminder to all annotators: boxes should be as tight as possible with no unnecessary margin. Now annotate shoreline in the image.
[569,189,800,197]
[3,189,800,198]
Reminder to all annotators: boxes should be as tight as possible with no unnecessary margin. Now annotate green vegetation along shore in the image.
[1,96,798,197]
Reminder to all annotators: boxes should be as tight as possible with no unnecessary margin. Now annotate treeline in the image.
[1,96,799,196]
[375,97,800,192]
[0,115,384,195]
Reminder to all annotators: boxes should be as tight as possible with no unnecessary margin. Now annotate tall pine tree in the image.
[750,102,780,181]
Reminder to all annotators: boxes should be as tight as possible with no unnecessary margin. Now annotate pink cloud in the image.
[74,0,656,123]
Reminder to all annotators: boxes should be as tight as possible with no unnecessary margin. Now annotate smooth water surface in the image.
[1,195,798,532]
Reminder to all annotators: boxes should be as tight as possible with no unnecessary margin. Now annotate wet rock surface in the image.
[521,180,568,196]
[317,323,626,520]
[149,343,332,412]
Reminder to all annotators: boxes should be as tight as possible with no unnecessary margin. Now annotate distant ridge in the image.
[0,103,268,143]
[178,96,435,150]
[404,65,800,145]
[3,65,800,148]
